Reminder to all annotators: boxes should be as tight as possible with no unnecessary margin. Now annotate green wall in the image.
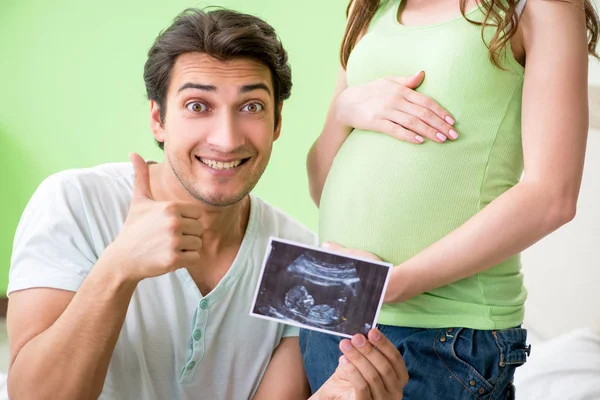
[0,1,347,295]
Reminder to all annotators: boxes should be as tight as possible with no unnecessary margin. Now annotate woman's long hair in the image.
[340,0,600,68]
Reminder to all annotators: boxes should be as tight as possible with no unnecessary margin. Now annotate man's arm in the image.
[311,329,407,400]
[254,330,407,400]
[253,337,311,400]
[8,154,205,399]
[7,259,138,400]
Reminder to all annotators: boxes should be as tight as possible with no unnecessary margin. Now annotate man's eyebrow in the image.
[176,82,271,95]
[239,83,271,95]
[177,83,217,93]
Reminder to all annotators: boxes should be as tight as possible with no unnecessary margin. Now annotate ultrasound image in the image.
[253,239,390,337]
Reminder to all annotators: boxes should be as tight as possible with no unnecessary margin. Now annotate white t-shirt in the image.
[9,162,317,400]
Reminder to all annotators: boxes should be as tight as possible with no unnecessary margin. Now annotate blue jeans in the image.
[300,325,529,400]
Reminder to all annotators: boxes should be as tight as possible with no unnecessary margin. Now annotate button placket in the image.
[192,301,208,357]
[180,303,208,383]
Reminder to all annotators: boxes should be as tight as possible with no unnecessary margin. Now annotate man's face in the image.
[151,52,281,207]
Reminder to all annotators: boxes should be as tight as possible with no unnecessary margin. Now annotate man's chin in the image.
[192,190,250,208]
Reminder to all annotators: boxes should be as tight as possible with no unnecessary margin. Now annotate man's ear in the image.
[150,100,165,144]
[273,103,284,142]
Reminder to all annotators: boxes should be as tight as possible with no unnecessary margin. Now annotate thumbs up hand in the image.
[130,152,155,202]
[103,153,205,282]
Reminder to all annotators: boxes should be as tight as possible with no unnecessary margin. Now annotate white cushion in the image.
[514,328,600,400]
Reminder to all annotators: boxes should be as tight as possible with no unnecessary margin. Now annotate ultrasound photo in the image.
[250,237,392,338]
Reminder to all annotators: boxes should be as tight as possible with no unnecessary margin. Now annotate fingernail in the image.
[415,135,424,143]
[340,355,350,364]
[413,70,423,77]
[322,242,331,249]
[353,335,366,347]
[341,340,353,351]
[445,116,455,125]
[371,329,381,341]
[436,133,447,142]
[449,129,459,140]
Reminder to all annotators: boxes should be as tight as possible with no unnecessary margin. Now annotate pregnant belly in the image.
[318,130,485,265]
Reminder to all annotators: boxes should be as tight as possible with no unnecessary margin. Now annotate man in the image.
[6,8,407,400]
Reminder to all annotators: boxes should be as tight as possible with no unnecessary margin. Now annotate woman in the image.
[301,0,599,398]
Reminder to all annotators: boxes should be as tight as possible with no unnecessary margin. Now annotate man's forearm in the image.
[8,254,139,400]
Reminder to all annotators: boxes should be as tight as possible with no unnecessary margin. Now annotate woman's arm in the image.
[382,0,590,303]
[306,66,353,206]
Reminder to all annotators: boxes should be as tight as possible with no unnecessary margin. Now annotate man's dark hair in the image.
[144,8,292,150]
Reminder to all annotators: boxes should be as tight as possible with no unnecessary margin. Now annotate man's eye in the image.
[187,102,208,112]
[242,103,264,113]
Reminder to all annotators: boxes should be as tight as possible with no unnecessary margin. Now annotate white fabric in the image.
[514,328,600,400]
[9,162,317,400]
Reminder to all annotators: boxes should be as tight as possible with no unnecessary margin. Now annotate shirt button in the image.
[187,361,196,370]
[469,380,476,386]
[478,387,485,395]
[193,330,202,340]
[200,299,209,309]
[440,336,447,343]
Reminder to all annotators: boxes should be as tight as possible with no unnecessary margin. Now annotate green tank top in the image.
[319,0,527,330]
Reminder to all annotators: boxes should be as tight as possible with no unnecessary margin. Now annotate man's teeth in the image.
[199,158,243,170]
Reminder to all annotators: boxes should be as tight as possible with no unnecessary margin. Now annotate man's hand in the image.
[103,153,205,281]
[313,329,408,400]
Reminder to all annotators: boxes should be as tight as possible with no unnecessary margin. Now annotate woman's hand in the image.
[313,329,407,400]
[322,242,415,304]
[335,71,458,144]
[322,242,383,262]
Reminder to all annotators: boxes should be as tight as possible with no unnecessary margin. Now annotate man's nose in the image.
[205,111,245,152]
